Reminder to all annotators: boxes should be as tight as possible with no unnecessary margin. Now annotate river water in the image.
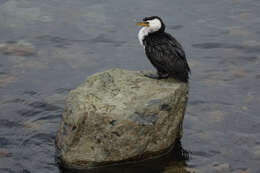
[0,0,260,172]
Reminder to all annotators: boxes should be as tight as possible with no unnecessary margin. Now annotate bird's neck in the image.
[138,27,163,47]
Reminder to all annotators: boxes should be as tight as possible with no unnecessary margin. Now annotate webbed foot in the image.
[144,73,160,79]
[144,72,169,80]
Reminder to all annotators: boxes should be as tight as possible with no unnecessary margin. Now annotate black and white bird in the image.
[136,16,190,82]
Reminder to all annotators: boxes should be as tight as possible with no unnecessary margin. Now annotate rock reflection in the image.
[58,140,190,173]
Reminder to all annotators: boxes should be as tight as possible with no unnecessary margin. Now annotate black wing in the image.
[143,32,190,82]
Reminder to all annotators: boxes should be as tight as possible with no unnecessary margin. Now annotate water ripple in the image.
[190,151,215,158]
[0,0,8,6]
[0,119,22,128]
[28,101,61,111]
[22,133,55,146]
[192,42,260,53]
[0,137,10,147]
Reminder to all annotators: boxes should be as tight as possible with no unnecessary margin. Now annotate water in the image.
[0,0,260,172]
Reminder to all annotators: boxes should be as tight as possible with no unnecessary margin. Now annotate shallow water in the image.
[0,0,260,172]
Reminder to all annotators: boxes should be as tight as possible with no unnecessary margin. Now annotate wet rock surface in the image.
[56,68,189,169]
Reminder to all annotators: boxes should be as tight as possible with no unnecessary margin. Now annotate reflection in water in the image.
[59,140,190,173]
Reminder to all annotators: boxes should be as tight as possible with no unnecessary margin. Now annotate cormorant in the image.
[136,16,190,82]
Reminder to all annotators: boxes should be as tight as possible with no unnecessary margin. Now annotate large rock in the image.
[56,68,189,169]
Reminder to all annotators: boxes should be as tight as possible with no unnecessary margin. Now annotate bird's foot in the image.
[144,73,160,79]
[158,73,169,79]
[144,73,168,80]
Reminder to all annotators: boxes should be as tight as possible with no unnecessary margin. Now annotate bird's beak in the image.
[136,21,149,27]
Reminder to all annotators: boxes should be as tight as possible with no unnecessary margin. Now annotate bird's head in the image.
[136,16,165,33]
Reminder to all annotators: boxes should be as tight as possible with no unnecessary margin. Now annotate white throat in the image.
[138,27,149,47]
[137,18,162,48]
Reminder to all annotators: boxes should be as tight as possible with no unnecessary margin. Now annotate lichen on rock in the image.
[56,68,189,169]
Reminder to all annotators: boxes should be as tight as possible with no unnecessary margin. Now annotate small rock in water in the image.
[230,168,250,173]
[244,95,254,104]
[209,110,225,123]
[251,145,260,160]
[213,163,230,172]
[0,40,35,56]
[228,27,249,37]
[0,149,8,157]
[0,74,16,87]
[24,120,43,129]
[241,106,248,111]
[232,69,248,78]
[14,60,47,70]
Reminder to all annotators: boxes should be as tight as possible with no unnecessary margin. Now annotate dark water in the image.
[0,0,260,172]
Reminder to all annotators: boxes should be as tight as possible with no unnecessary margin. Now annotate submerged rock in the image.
[0,40,34,56]
[56,68,189,169]
[0,74,16,87]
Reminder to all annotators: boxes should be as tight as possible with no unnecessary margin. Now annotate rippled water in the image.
[0,0,260,172]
